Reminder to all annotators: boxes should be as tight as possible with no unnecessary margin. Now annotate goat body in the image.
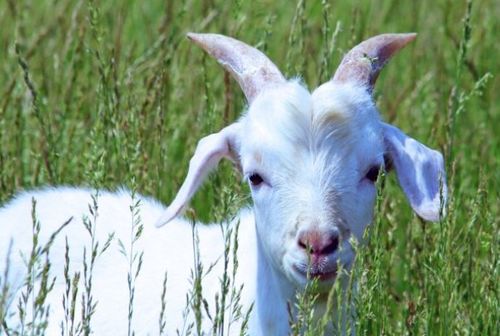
[0,188,259,335]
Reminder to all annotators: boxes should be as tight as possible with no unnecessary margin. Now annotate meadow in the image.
[0,0,498,334]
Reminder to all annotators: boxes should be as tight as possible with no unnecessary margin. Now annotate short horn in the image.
[187,33,286,102]
[332,33,416,92]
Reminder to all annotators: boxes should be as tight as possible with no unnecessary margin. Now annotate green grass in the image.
[0,0,498,334]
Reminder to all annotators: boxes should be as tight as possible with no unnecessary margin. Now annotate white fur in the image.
[0,187,257,335]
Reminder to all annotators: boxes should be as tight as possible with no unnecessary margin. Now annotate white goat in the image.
[0,33,446,335]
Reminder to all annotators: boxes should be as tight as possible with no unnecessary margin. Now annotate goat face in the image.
[239,80,384,289]
[156,33,447,291]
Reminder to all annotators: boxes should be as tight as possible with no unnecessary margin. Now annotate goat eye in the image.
[249,173,264,186]
[365,165,381,183]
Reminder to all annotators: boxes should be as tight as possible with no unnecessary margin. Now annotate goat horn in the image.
[332,33,416,92]
[187,33,286,102]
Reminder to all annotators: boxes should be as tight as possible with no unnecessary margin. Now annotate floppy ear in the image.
[155,123,241,227]
[382,123,447,222]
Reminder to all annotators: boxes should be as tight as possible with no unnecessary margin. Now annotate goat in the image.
[0,33,447,335]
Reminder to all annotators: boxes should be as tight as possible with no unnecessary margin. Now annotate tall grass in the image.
[0,0,498,334]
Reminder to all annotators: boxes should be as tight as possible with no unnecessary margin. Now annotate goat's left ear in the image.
[382,123,447,222]
[155,123,241,227]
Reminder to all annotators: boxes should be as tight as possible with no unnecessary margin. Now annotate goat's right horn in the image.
[187,33,286,102]
[332,33,416,92]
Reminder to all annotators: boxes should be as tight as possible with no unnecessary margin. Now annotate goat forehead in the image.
[244,80,312,149]
[241,80,383,172]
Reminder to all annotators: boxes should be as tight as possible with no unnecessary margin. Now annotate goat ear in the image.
[155,123,241,227]
[382,123,447,222]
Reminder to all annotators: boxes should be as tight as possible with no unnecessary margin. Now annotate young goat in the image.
[0,33,446,335]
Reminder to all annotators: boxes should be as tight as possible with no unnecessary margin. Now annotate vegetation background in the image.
[0,0,498,334]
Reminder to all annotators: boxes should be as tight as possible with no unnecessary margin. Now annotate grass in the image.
[0,0,498,334]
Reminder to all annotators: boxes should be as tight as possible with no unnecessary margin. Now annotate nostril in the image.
[321,234,339,255]
[298,239,307,250]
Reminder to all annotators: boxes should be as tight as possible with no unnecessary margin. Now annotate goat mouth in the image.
[292,263,337,282]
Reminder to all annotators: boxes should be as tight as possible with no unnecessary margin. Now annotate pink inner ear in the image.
[155,124,240,227]
[382,123,447,222]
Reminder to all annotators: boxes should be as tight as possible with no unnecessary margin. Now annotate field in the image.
[0,0,498,334]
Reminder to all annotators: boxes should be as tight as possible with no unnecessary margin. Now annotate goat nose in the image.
[297,230,339,256]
